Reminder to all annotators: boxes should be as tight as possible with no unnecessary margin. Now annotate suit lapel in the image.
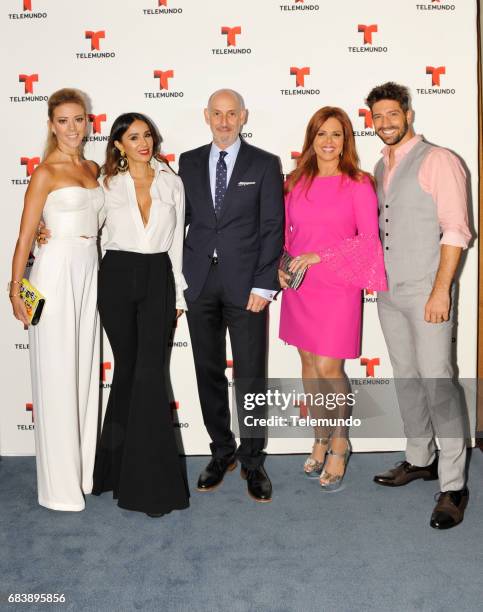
[218,141,252,222]
[196,144,216,219]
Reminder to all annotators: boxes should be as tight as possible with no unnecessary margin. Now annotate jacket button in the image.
[385,246,389,250]
[385,219,389,222]
[385,205,389,208]
[385,233,389,236]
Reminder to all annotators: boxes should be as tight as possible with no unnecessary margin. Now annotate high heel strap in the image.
[326,448,350,459]
[303,437,329,477]
[319,440,352,490]
[326,439,351,459]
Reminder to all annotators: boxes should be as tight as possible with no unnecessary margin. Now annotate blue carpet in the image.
[1,452,482,612]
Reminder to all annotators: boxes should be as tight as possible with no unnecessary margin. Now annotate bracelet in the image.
[7,280,22,293]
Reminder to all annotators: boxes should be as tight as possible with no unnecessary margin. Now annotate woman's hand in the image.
[176,309,184,319]
[289,252,321,273]
[10,295,30,326]
[278,269,290,289]
[37,221,50,246]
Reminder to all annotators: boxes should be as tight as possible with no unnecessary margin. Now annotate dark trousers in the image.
[93,250,189,514]
[187,263,267,469]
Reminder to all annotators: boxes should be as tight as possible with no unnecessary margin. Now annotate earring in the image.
[117,150,129,173]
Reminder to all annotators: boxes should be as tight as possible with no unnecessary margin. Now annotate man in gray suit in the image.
[366,82,471,529]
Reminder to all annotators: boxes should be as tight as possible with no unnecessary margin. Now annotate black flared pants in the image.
[92,250,189,514]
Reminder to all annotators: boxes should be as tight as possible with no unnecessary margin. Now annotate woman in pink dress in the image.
[279,107,387,490]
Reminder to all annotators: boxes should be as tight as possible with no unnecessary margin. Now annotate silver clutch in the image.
[279,251,307,290]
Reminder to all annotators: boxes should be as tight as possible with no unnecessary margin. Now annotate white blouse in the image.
[102,158,187,310]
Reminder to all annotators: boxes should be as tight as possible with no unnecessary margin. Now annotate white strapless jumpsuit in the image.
[28,186,105,511]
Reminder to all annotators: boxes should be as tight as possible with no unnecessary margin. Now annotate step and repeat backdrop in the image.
[1,0,478,455]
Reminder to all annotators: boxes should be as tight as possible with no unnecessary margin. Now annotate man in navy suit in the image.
[178,89,284,502]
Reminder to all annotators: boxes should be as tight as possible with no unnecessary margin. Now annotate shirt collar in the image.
[149,156,171,176]
[210,136,241,160]
[381,134,422,164]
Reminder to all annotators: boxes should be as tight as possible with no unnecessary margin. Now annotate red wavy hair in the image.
[286,106,371,193]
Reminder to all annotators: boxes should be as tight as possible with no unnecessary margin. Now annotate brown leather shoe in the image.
[430,487,469,530]
[373,458,438,487]
[240,465,272,503]
[197,456,237,492]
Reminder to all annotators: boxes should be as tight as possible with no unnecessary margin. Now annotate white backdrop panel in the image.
[1,0,477,455]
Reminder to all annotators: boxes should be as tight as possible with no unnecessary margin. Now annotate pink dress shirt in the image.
[381,135,471,249]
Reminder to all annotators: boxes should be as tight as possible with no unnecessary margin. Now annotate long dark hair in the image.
[102,112,166,187]
[285,106,370,193]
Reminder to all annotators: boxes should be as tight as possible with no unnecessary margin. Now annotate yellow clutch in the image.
[20,278,45,325]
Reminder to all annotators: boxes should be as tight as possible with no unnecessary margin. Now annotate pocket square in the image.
[237,181,256,186]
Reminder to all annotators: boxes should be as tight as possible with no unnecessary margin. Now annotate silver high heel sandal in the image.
[303,437,329,479]
[319,439,352,491]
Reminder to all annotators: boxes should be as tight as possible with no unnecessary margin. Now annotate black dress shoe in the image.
[197,456,237,491]
[241,465,272,503]
[430,487,469,530]
[373,458,438,487]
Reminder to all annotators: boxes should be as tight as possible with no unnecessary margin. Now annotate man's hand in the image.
[246,293,269,313]
[37,220,50,246]
[424,245,461,323]
[176,309,184,319]
[278,269,290,289]
[289,252,320,273]
[424,288,450,323]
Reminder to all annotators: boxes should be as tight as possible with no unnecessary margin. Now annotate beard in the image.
[376,118,409,145]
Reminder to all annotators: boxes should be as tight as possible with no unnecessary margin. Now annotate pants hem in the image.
[39,498,85,512]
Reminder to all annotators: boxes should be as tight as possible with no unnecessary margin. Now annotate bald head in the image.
[207,89,245,111]
[204,88,247,149]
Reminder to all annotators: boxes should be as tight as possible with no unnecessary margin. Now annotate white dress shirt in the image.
[209,138,274,302]
[102,158,188,310]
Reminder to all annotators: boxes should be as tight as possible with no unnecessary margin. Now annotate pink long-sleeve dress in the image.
[279,174,387,359]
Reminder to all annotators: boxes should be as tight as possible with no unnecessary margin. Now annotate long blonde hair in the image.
[43,88,88,160]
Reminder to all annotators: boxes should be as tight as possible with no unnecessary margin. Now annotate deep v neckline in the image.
[130,173,155,230]
[136,194,151,228]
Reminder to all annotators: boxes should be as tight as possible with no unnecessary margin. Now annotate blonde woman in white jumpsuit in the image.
[9,88,104,511]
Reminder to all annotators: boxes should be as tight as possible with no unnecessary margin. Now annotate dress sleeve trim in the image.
[318,233,388,291]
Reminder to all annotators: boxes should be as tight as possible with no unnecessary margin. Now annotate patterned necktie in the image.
[214,150,228,216]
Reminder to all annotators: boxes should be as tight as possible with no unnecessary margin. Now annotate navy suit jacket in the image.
[178,140,284,308]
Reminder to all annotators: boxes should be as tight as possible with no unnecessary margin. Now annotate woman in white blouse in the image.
[91,113,190,516]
